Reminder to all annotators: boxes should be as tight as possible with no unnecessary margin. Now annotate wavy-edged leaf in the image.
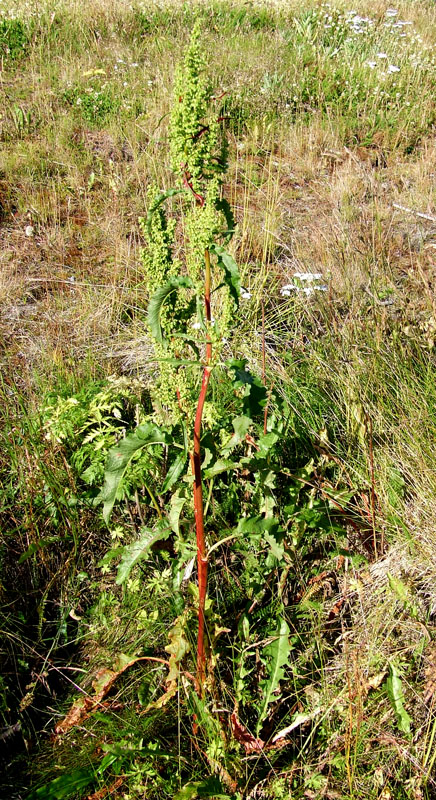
[116,525,171,584]
[102,423,170,524]
[143,187,186,237]
[210,243,240,307]
[147,276,194,343]
[145,613,190,711]
[256,617,291,735]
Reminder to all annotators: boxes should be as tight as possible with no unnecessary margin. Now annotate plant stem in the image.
[192,366,211,695]
[191,247,213,695]
[204,248,212,361]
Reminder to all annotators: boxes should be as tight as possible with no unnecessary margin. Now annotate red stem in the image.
[191,248,212,696]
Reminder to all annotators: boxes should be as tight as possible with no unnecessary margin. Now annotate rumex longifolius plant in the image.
[103,21,240,694]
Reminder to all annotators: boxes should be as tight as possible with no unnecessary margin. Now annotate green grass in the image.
[1,0,436,798]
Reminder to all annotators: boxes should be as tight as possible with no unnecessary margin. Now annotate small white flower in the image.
[131,62,139,67]
[386,8,398,17]
[387,64,400,73]
[241,290,251,300]
[294,272,322,282]
[280,289,291,297]
[366,61,377,68]
[191,321,201,330]
[377,52,388,59]
[317,285,328,292]
[25,225,34,237]
[303,287,314,296]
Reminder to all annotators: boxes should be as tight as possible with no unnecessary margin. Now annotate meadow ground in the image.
[1,0,436,798]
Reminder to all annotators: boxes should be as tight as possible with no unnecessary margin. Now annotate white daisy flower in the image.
[387,64,400,73]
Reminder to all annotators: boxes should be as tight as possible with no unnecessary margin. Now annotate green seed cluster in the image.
[170,19,225,196]
[140,23,237,427]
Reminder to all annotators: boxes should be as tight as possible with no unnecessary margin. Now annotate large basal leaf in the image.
[256,617,292,735]
[116,525,171,584]
[210,243,240,307]
[101,423,170,524]
[147,276,194,343]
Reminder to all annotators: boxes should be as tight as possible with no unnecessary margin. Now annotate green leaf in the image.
[237,515,281,537]
[26,769,94,800]
[18,538,56,563]
[221,415,251,456]
[385,662,412,736]
[143,187,186,237]
[162,450,187,493]
[116,525,171,584]
[258,432,279,454]
[204,458,239,478]
[162,427,188,494]
[210,243,240,307]
[227,359,267,418]
[263,531,284,561]
[147,276,194,343]
[387,572,419,619]
[173,778,231,800]
[169,489,187,535]
[216,197,236,243]
[101,423,170,524]
[256,617,291,735]
[387,573,409,604]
